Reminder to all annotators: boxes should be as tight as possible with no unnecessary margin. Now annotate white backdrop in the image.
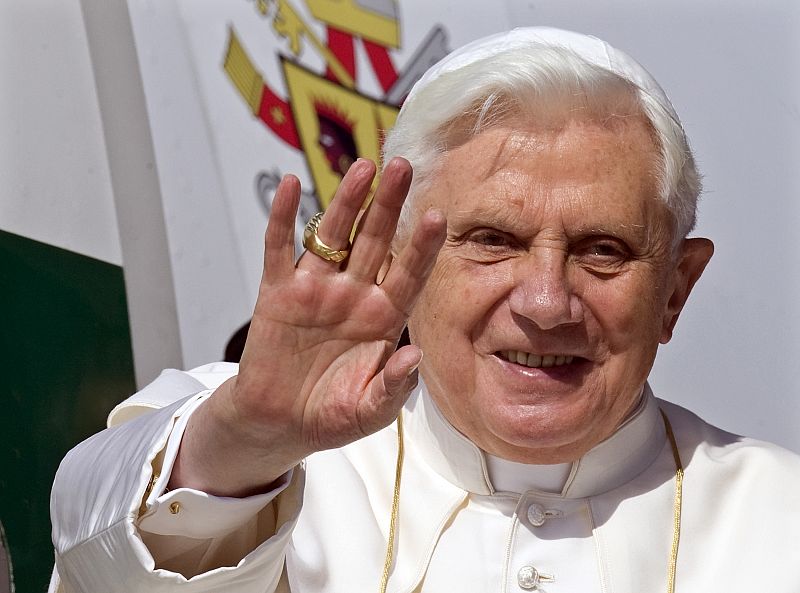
[0,0,121,265]
[124,0,800,452]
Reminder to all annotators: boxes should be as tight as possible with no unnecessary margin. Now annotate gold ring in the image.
[302,212,351,263]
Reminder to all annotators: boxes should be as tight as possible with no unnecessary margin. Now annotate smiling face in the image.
[406,115,711,463]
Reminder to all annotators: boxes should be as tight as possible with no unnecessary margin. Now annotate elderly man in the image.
[51,28,800,593]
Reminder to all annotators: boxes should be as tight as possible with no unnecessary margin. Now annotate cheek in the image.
[413,258,494,326]
[409,260,510,375]
[580,273,670,360]
[410,264,451,328]
[408,263,451,350]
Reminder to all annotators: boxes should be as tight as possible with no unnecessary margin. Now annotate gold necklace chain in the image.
[379,410,683,593]
[379,412,405,593]
[661,410,684,593]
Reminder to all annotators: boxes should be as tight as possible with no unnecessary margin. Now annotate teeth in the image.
[526,353,542,367]
[503,351,574,369]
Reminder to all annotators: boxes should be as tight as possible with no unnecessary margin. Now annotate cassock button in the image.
[517,565,554,590]
[527,503,547,526]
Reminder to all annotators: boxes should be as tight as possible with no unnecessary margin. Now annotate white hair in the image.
[383,43,701,245]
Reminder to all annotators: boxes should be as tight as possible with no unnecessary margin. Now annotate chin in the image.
[480,401,601,460]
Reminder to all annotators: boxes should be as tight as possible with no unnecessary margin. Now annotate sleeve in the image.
[50,369,305,593]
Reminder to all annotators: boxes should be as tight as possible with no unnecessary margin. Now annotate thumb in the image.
[358,346,422,435]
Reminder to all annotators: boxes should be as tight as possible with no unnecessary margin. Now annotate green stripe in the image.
[0,229,136,593]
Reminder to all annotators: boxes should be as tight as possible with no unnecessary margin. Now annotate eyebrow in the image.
[446,204,524,233]
[447,205,651,244]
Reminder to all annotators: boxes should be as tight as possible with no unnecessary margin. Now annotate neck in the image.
[404,382,665,498]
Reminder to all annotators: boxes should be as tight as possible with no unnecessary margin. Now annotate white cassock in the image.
[50,363,800,593]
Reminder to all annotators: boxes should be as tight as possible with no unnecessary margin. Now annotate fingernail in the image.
[407,351,423,376]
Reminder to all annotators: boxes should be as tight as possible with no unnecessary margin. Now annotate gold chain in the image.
[379,413,405,593]
[661,410,683,593]
[379,410,683,593]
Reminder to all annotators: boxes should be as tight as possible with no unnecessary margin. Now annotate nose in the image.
[508,248,581,330]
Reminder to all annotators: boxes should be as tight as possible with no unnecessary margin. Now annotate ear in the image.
[660,237,714,344]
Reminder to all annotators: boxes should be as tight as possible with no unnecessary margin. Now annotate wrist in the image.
[170,380,305,497]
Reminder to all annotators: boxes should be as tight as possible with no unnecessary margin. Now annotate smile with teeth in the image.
[499,350,575,369]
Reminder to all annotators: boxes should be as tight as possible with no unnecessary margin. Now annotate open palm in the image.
[174,158,445,496]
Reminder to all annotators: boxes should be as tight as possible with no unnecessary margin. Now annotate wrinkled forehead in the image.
[436,80,650,154]
[391,114,670,248]
[436,117,662,204]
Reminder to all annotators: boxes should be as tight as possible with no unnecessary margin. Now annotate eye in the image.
[588,242,623,257]
[470,229,513,248]
[572,237,631,272]
[453,228,521,262]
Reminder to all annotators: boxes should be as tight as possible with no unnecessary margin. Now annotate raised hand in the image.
[171,158,446,496]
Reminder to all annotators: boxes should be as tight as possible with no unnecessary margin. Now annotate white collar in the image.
[484,454,572,495]
[404,383,665,499]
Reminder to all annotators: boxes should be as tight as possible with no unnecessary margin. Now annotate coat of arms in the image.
[223,0,449,230]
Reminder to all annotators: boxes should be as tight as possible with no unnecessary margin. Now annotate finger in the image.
[346,157,412,281]
[298,159,376,271]
[263,175,301,282]
[357,345,422,435]
[381,209,447,315]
